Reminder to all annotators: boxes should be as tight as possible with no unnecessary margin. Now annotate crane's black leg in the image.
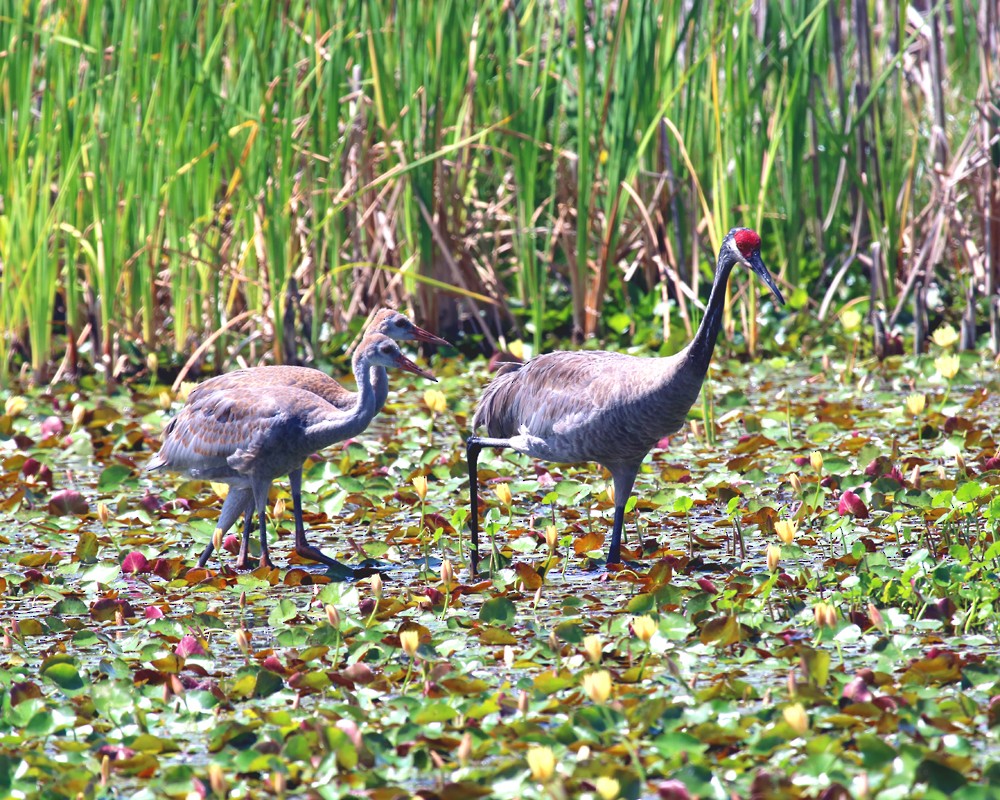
[289,467,354,572]
[608,465,640,564]
[466,437,483,577]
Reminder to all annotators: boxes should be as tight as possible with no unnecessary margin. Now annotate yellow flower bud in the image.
[544,525,558,554]
[423,388,447,414]
[775,520,796,545]
[595,776,620,800]
[4,395,27,417]
[71,402,87,427]
[809,451,824,474]
[211,527,223,553]
[399,629,419,658]
[370,573,384,600]
[158,390,173,410]
[325,604,340,628]
[440,559,454,589]
[494,482,513,509]
[766,544,781,573]
[412,474,428,501]
[504,645,515,669]
[97,502,111,526]
[235,628,250,654]
[813,602,837,629]
[582,670,612,705]
[146,352,159,375]
[458,731,472,765]
[208,763,227,797]
[840,309,862,331]
[583,634,603,664]
[631,615,657,643]
[905,393,926,416]
[526,746,556,783]
[788,473,802,494]
[783,702,809,736]
[273,496,286,521]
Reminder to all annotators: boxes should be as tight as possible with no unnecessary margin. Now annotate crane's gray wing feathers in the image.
[188,366,355,410]
[149,389,291,478]
[473,352,627,440]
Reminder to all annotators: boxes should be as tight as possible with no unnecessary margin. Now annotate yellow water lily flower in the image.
[935,353,960,380]
[931,324,959,348]
[423,388,447,413]
[526,746,555,782]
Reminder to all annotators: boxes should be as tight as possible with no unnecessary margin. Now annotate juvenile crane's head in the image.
[724,228,785,306]
[358,333,438,382]
[371,308,451,346]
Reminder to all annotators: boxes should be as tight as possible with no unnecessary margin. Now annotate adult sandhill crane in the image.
[181,308,448,565]
[148,333,437,572]
[466,228,784,574]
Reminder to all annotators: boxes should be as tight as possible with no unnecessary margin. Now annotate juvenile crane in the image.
[148,333,437,572]
[466,228,784,574]
[187,308,448,412]
[182,308,448,563]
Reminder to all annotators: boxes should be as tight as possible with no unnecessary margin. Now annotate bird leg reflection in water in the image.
[466,228,785,576]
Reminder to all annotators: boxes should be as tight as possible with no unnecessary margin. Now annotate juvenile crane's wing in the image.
[147,389,285,478]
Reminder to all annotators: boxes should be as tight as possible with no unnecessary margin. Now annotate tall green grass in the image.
[0,0,992,385]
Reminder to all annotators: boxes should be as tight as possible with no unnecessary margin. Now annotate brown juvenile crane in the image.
[148,333,437,572]
[466,228,784,575]
[181,308,448,564]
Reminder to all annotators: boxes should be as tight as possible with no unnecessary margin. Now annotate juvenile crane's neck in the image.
[305,352,381,448]
[371,366,389,413]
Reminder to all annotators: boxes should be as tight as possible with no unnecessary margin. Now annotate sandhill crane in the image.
[466,228,784,574]
[181,308,448,563]
[187,308,448,411]
[148,333,437,572]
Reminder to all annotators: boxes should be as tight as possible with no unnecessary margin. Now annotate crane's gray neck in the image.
[371,366,389,413]
[305,353,380,446]
[683,254,737,379]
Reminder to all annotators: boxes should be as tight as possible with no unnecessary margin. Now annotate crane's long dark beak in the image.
[747,252,785,306]
[393,353,438,382]
[410,325,452,347]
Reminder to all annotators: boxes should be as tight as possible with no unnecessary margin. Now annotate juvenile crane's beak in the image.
[394,354,438,382]
[747,251,785,306]
[410,324,451,347]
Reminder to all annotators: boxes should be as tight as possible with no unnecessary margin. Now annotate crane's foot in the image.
[234,553,275,571]
[293,542,382,581]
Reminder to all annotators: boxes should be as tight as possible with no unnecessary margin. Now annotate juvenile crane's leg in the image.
[199,486,252,567]
[607,464,640,565]
[288,467,352,571]
[251,479,275,570]
[233,504,255,568]
[466,436,512,577]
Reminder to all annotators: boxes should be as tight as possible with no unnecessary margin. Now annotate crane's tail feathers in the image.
[145,453,167,472]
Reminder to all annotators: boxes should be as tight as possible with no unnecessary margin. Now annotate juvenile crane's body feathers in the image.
[466,228,784,573]
[149,333,437,571]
